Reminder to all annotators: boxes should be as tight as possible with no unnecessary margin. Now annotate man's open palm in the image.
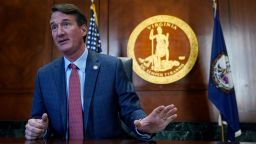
[134,104,178,134]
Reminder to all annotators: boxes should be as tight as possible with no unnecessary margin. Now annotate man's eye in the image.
[51,25,57,31]
[62,22,71,28]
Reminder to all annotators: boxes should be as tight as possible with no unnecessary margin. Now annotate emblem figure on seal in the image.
[138,26,180,72]
[127,15,198,84]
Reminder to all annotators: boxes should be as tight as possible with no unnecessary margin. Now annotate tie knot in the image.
[69,64,78,70]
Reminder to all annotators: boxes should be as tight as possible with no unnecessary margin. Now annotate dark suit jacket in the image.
[31,50,148,140]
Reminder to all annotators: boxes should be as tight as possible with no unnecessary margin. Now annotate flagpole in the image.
[212,0,225,141]
[219,115,225,142]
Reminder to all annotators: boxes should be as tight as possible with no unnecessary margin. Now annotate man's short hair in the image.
[51,3,87,41]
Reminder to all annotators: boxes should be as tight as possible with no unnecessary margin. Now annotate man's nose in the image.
[57,26,65,37]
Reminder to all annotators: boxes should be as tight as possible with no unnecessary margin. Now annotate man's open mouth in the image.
[58,39,69,45]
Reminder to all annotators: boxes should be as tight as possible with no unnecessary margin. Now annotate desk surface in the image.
[0,139,254,144]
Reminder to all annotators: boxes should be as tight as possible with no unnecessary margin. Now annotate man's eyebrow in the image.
[62,19,71,22]
[50,21,55,25]
[50,19,71,25]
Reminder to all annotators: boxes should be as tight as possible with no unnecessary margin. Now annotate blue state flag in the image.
[208,5,241,141]
[86,3,102,53]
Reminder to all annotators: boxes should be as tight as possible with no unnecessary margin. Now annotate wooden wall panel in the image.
[0,95,32,120]
[107,0,213,90]
[137,91,217,122]
[107,0,215,121]
[0,0,53,120]
[227,0,256,122]
[0,0,255,123]
[106,0,256,122]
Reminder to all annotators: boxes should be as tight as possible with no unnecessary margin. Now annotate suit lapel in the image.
[83,51,101,133]
[53,57,67,135]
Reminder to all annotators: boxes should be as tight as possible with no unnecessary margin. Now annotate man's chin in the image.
[57,46,72,54]
[59,49,77,57]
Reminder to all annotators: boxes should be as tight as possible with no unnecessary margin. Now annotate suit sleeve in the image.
[114,59,152,141]
[30,70,51,138]
[31,70,46,119]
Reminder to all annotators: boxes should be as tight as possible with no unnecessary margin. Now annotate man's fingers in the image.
[25,134,37,140]
[25,129,37,138]
[158,104,176,118]
[134,120,142,128]
[28,119,45,129]
[26,123,45,135]
[165,107,178,117]
[25,114,49,140]
[162,105,175,114]
[25,127,42,138]
[40,113,48,124]
[153,105,165,114]
[165,104,175,110]
[166,113,178,123]
[25,127,44,140]
[25,115,48,140]
[25,134,41,140]
[25,139,45,144]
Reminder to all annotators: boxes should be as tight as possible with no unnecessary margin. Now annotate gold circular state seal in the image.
[127,15,198,84]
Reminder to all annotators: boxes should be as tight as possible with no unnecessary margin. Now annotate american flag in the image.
[86,3,102,53]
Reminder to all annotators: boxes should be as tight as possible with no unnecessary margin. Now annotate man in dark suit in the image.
[25,3,177,140]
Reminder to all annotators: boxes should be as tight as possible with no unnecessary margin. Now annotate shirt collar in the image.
[64,48,88,73]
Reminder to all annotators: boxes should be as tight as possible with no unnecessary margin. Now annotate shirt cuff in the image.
[42,129,48,139]
[135,128,152,139]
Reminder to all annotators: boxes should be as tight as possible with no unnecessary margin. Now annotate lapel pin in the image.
[93,65,99,70]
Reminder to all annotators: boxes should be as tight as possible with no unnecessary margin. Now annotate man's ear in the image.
[81,24,87,36]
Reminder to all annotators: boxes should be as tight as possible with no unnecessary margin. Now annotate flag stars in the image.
[86,8,102,53]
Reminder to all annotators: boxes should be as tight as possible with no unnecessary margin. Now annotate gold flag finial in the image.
[213,0,217,16]
[213,0,217,9]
